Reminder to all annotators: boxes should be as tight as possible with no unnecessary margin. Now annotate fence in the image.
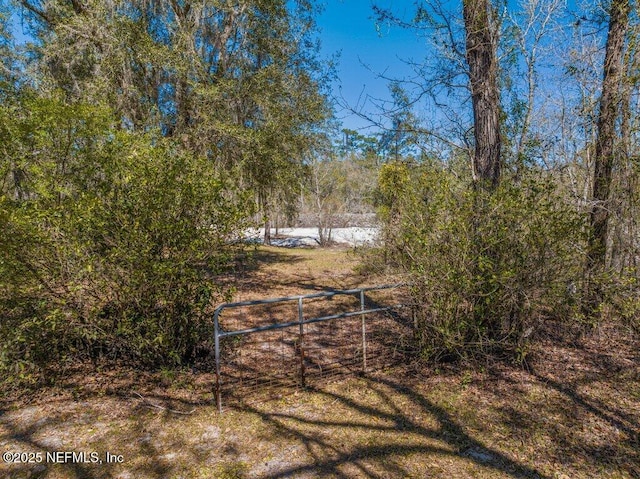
[213,283,411,412]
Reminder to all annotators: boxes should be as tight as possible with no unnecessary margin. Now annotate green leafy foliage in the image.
[0,94,252,383]
[377,161,587,362]
[1,0,331,387]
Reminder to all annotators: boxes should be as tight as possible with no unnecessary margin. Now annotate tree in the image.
[17,0,329,231]
[370,1,597,362]
[303,151,378,246]
[611,11,640,274]
[585,0,631,317]
[463,0,502,187]
[376,83,422,162]
[1,0,330,380]
[502,0,564,176]
[371,0,505,182]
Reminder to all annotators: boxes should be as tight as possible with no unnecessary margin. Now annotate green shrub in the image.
[377,162,587,362]
[0,95,252,383]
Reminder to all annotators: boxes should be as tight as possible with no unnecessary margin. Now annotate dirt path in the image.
[224,245,376,300]
[1,246,639,479]
[215,246,413,409]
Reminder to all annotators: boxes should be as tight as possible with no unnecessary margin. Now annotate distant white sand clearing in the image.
[246,227,377,246]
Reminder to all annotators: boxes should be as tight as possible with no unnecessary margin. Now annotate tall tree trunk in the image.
[463,0,501,188]
[264,216,272,246]
[585,0,630,316]
[614,20,639,273]
[463,0,504,339]
[259,191,272,246]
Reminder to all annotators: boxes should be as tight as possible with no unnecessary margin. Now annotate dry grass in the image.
[1,245,639,479]
[222,245,387,299]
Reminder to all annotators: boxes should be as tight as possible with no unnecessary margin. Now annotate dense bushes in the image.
[377,162,587,362]
[0,95,251,383]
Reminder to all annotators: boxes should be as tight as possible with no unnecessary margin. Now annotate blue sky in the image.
[317,1,427,132]
[317,0,585,134]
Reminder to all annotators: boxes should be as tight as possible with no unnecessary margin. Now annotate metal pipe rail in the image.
[213,283,406,412]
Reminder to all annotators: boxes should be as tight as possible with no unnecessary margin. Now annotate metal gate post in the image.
[360,290,367,374]
[214,308,222,413]
[298,297,305,388]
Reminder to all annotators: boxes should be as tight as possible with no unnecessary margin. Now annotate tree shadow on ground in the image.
[0,411,115,479]
[217,246,309,289]
[236,375,549,479]
[2,340,638,478]
[478,329,640,479]
[529,370,639,478]
[223,244,370,296]
[0,390,194,479]
[519,337,639,478]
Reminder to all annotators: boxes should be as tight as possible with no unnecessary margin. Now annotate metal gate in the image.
[213,284,411,412]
